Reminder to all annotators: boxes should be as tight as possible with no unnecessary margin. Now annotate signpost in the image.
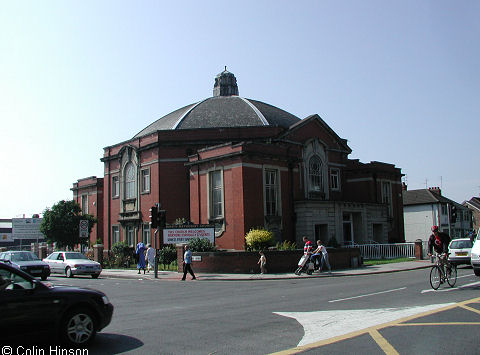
[79,220,89,239]
[12,218,43,240]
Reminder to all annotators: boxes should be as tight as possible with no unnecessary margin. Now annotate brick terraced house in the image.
[73,69,405,250]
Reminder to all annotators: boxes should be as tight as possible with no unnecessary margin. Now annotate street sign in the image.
[79,220,89,238]
[12,218,43,240]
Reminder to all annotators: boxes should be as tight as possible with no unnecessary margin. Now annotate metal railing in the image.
[345,243,416,260]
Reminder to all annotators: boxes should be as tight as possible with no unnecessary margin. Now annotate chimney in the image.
[428,187,441,196]
[402,182,407,191]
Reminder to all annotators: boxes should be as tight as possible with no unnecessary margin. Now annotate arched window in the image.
[309,156,323,193]
[124,162,136,199]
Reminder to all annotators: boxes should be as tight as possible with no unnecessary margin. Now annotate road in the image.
[45,266,480,354]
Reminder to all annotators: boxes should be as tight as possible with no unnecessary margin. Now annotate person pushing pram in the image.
[295,236,315,275]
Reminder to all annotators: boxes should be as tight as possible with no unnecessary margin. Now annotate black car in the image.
[0,250,51,280]
[0,262,113,346]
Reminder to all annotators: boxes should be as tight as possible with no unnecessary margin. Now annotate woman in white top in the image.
[313,240,331,273]
[145,244,156,272]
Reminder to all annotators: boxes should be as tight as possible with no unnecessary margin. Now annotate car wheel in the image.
[61,308,97,346]
[474,269,480,277]
[41,275,48,281]
[65,267,74,278]
[91,274,99,279]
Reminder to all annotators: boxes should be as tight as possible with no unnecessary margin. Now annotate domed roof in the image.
[133,70,301,139]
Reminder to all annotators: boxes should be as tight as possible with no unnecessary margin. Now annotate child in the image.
[258,251,267,274]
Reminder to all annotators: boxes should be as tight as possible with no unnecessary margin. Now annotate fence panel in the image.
[345,243,415,260]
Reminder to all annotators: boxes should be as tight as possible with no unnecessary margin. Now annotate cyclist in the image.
[427,225,451,281]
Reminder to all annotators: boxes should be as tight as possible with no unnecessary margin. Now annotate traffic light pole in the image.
[154,228,159,279]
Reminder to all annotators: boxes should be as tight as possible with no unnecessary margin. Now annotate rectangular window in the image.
[330,169,340,191]
[112,226,120,244]
[141,169,150,193]
[382,181,392,217]
[265,169,279,216]
[142,223,150,245]
[112,176,119,198]
[81,195,88,214]
[209,170,223,219]
[126,226,134,246]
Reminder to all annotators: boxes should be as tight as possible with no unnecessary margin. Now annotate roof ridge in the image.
[172,99,208,129]
[239,97,268,126]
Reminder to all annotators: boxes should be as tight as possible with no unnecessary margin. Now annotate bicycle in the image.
[429,253,457,290]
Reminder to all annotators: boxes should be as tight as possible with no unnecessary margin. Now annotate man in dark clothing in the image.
[427,225,451,255]
[427,225,451,281]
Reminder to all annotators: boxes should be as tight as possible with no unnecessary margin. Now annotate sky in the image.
[1,1,479,218]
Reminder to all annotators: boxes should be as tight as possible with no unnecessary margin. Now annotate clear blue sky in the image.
[1,1,479,218]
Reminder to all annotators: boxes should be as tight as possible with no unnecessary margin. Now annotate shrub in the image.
[110,241,135,268]
[275,240,296,251]
[158,245,177,266]
[245,228,273,251]
[188,237,216,252]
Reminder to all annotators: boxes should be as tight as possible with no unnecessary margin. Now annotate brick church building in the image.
[72,69,405,250]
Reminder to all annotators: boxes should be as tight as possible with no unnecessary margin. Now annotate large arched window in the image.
[309,156,323,193]
[124,162,136,199]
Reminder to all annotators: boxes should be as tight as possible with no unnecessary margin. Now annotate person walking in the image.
[136,242,146,274]
[145,244,155,273]
[258,251,267,274]
[181,244,196,281]
[313,240,331,274]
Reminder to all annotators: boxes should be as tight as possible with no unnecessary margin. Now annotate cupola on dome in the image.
[133,69,300,138]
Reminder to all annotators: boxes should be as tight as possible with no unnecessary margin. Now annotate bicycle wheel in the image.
[429,266,442,290]
[446,264,457,287]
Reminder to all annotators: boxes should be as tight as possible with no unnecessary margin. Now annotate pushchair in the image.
[294,254,314,275]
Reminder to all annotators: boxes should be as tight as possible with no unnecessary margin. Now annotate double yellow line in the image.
[271,297,480,355]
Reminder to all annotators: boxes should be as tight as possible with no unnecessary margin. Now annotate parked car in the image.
[448,238,473,265]
[0,262,113,346]
[471,233,480,276]
[0,250,51,280]
[43,251,102,278]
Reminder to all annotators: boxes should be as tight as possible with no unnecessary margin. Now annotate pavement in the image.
[100,259,432,281]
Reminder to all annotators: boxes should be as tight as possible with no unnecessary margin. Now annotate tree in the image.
[40,200,96,249]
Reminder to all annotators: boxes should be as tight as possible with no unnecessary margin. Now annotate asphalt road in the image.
[44,265,480,354]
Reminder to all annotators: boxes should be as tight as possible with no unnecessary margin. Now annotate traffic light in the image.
[158,210,166,229]
[450,205,457,223]
[149,205,158,228]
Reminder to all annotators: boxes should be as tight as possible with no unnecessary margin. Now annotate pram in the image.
[294,254,314,275]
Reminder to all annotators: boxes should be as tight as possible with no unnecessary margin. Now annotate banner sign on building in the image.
[12,218,44,240]
[163,225,214,245]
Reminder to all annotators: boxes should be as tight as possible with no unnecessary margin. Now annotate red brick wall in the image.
[176,246,361,273]
[72,177,103,246]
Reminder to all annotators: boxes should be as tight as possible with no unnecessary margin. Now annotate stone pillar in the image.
[93,244,104,264]
[38,244,48,259]
[414,239,423,260]
[176,244,186,273]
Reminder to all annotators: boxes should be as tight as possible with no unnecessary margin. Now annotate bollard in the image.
[414,239,423,260]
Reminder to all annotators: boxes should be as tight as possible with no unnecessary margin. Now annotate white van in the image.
[471,230,480,276]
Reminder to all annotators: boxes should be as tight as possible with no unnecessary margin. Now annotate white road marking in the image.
[421,280,480,293]
[329,287,406,303]
[274,303,454,346]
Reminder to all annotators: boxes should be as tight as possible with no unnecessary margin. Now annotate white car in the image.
[448,238,473,266]
[471,234,480,276]
[44,251,102,278]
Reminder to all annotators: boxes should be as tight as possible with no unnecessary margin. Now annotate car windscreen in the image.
[64,253,88,260]
[10,252,40,262]
[450,240,473,249]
